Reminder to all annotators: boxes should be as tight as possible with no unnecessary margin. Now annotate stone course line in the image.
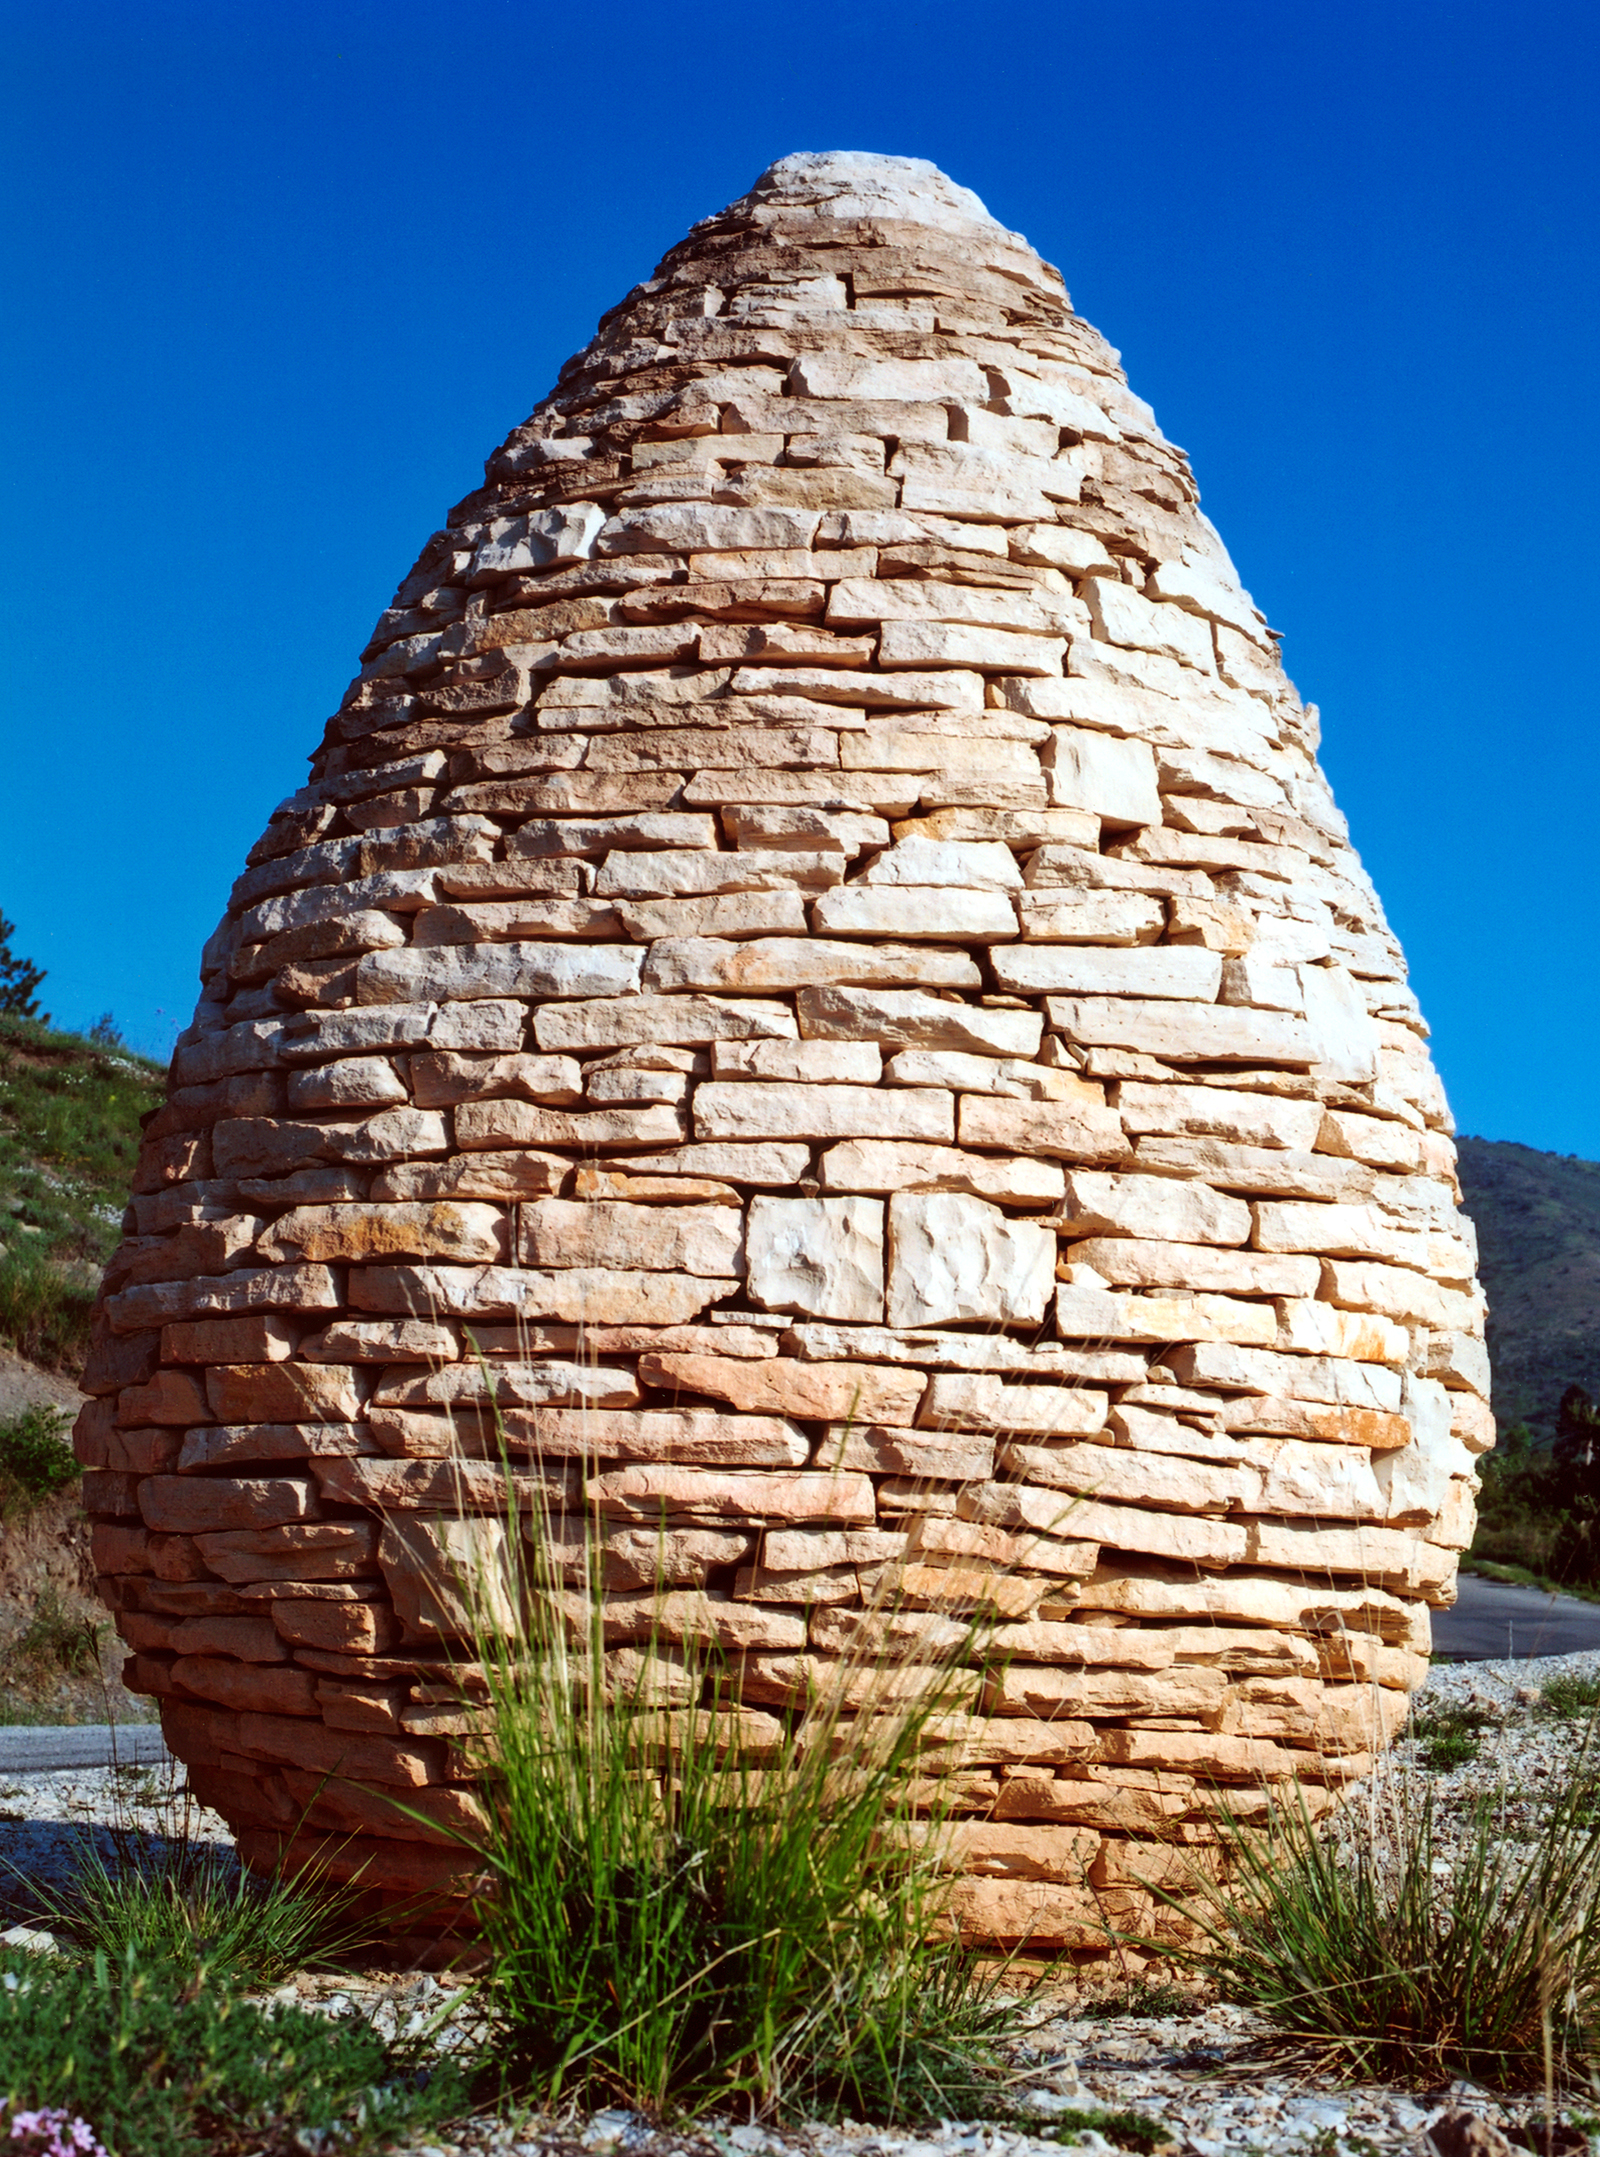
[75,149,1488,1954]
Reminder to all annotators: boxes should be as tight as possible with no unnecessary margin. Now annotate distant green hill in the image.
[1456,1135,1600,1444]
[0,1017,165,1373]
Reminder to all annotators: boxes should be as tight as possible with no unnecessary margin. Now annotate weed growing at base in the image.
[1540,1673,1600,1722]
[25,1841,369,1988]
[1162,1739,1600,2086]
[1408,1701,1494,1771]
[0,1943,465,2157]
[460,1477,1023,2123]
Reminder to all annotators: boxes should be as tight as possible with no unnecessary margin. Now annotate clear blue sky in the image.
[3,1,1596,1154]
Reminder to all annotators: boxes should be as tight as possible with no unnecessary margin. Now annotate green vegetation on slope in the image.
[0,1014,164,1373]
[1457,1135,1600,1444]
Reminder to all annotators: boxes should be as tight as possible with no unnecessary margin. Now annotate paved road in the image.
[1432,1572,1600,1661]
[0,1724,170,1774]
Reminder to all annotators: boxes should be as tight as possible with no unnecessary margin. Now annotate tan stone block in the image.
[176,1423,374,1472]
[1098,1728,1294,1778]
[888,1191,1054,1329]
[616,891,810,941]
[587,1467,877,1524]
[990,1774,1190,1834]
[533,995,798,1051]
[984,1621,1174,1669]
[301,1317,460,1363]
[595,1589,807,1654]
[695,1081,954,1145]
[372,1151,571,1201]
[116,1369,210,1427]
[815,1426,995,1480]
[1017,891,1164,943]
[1134,1135,1374,1203]
[377,1515,519,1650]
[1055,1284,1279,1349]
[376,1359,640,1412]
[984,1663,1227,1718]
[1045,995,1316,1066]
[796,984,1041,1056]
[456,1099,687,1150]
[818,1139,1064,1206]
[1213,1400,1406,1454]
[204,1362,365,1424]
[161,1316,297,1364]
[960,1480,1247,1567]
[1115,1081,1325,1151]
[639,1353,926,1426]
[1274,1301,1409,1363]
[903,1514,1098,1579]
[593,849,843,897]
[140,1476,321,1535]
[711,1039,882,1083]
[270,1599,402,1654]
[926,1821,1101,1882]
[409,1051,584,1107]
[194,1520,381,1583]
[810,887,1020,941]
[1059,1170,1252,1247]
[617,1142,811,1185]
[511,1407,809,1466]
[597,1526,757,1589]
[518,1199,742,1277]
[1002,1440,1250,1515]
[1067,1236,1320,1297]
[642,937,981,994]
[171,1656,319,1717]
[746,1195,884,1321]
[259,1201,508,1267]
[315,1456,573,1512]
[957,1093,1127,1164]
[921,1372,1106,1439]
[1164,1341,1404,1412]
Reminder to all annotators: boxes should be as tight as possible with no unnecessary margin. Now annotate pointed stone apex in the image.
[739,150,1015,239]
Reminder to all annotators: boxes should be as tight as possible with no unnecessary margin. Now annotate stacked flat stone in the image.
[75,152,1490,1953]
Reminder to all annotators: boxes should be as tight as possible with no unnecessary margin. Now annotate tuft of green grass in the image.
[0,1404,80,1514]
[456,1478,1021,2124]
[0,1942,467,2157]
[0,1585,103,1694]
[1075,1979,1195,2021]
[1409,1701,1495,1771]
[1154,1760,1600,2087]
[22,1842,371,1988]
[1540,1673,1600,1722]
[1021,2106,1177,2153]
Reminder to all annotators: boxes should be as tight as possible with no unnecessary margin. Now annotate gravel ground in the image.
[7,1657,1600,2154]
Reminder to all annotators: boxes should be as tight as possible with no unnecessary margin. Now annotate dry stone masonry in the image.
[76,152,1489,1954]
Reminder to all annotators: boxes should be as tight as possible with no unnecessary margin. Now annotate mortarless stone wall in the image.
[75,152,1490,1952]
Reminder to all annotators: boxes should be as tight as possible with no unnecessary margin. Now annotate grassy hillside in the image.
[0,1015,165,1374]
[1456,1136,1600,1445]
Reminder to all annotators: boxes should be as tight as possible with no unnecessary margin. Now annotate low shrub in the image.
[1161,1763,1600,2085]
[0,1408,79,1514]
[0,1944,467,2157]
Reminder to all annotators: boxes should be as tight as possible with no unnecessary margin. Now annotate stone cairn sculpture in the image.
[76,151,1490,1956]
